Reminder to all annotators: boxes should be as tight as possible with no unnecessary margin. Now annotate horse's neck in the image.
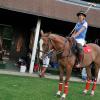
[52,34,65,43]
[53,38,65,50]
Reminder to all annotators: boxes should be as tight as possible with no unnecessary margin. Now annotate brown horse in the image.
[40,31,100,100]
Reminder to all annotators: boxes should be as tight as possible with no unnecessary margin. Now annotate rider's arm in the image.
[72,21,88,38]
[72,26,86,38]
[71,30,77,36]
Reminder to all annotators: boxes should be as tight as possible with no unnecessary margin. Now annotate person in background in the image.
[39,38,50,77]
[50,50,59,69]
[81,68,87,82]
[39,55,50,77]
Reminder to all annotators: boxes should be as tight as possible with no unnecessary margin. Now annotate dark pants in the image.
[76,43,84,64]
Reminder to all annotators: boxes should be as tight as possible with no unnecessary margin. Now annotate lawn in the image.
[0,74,100,100]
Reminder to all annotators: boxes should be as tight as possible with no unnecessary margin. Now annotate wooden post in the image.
[29,19,41,73]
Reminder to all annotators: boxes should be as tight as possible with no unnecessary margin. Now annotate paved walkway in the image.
[0,69,81,81]
[0,69,100,84]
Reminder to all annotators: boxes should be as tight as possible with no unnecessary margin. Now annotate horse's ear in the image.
[40,30,44,36]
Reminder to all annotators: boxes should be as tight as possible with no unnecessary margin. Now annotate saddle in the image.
[72,43,92,68]
[72,44,92,55]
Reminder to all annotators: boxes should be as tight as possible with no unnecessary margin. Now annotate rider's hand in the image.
[71,34,76,38]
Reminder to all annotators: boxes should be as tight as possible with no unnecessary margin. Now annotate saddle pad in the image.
[83,45,92,53]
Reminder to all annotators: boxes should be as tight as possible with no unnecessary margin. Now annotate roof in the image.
[0,0,100,28]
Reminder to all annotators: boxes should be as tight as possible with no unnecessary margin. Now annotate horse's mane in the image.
[49,33,77,46]
[46,33,66,45]
[49,33,65,41]
[41,32,78,48]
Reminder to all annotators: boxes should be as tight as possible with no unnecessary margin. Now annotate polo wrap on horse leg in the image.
[64,82,69,95]
[83,80,91,93]
[59,83,63,92]
[92,80,97,90]
[91,80,97,96]
[61,82,69,99]
[86,80,91,90]
[56,83,63,96]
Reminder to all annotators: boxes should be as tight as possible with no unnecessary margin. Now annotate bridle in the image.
[43,36,73,58]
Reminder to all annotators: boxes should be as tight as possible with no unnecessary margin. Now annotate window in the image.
[0,25,13,51]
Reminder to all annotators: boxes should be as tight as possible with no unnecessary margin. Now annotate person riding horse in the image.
[71,11,88,67]
[41,31,100,98]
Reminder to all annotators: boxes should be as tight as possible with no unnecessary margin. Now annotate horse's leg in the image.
[56,66,64,97]
[61,65,72,99]
[91,64,99,96]
[83,66,92,94]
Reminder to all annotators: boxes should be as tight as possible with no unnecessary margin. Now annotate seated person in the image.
[71,11,88,68]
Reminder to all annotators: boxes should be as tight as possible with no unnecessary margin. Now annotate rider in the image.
[71,11,88,67]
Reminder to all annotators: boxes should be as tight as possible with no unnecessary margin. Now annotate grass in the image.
[0,74,100,100]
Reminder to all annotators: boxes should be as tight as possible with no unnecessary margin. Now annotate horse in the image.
[40,31,100,100]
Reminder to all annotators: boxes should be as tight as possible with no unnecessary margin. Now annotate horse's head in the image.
[40,31,53,52]
[40,30,67,59]
[39,30,55,59]
[40,30,67,52]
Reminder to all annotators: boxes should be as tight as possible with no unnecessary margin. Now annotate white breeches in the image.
[76,39,86,46]
[43,56,50,68]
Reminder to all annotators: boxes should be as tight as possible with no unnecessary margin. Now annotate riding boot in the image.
[76,43,84,68]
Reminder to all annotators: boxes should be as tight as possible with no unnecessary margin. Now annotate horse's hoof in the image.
[60,94,66,100]
[83,89,87,95]
[90,91,94,96]
[60,97,65,100]
[82,92,86,96]
[56,91,61,98]
[56,94,61,98]
[90,94,94,96]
